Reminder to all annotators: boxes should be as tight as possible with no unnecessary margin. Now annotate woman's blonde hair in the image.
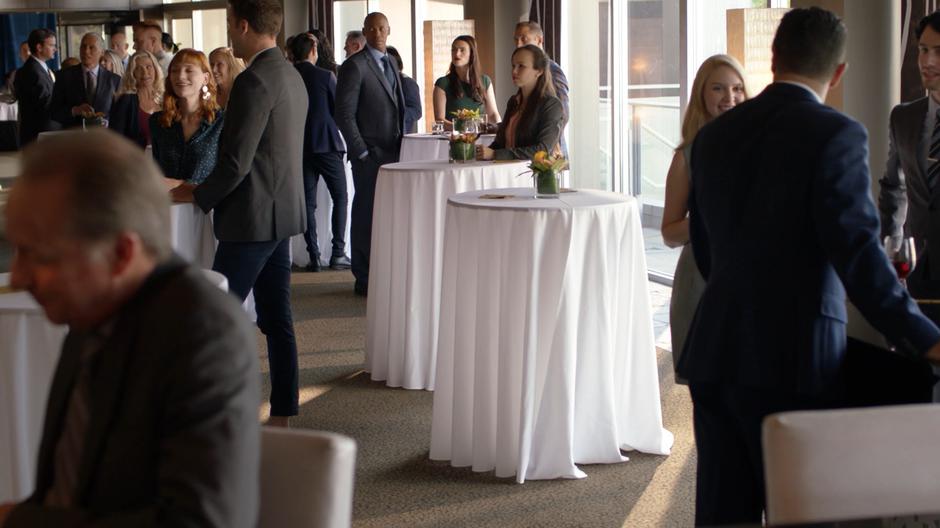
[159,49,221,128]
[118,51,164,105]
[677,54,749,152]
[208,47,246,91]
[100,49,125,78]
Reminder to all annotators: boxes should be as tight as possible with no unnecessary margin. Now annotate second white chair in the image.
[763,403,940,525]
[259,428,357,528]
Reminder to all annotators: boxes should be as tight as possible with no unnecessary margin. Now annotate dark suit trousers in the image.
[302,151,348,263]
[213,238,299,416]
[349,148,398,288]
[905,249,940,401]
[689,382,828,526]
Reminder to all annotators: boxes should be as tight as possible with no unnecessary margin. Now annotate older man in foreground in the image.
[0,130,260,527]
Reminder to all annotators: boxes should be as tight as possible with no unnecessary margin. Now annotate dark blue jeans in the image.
[213,238,298,416]
[303,151,348,264]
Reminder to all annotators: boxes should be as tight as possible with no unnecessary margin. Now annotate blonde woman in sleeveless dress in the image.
[663,54,749,382]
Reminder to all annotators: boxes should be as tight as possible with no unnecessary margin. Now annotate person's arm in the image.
[334,59,368,159]
[484,81,501,124]
[192,71,269,212]
[813,120,940,358]
[327,72,337,118]
[403,78,422,129]
[661,149,691,248]
[878,109,906,239]
[551,62,570,121]
[432,86,448,124]
[491,97,564,160]
[687,136,710,280]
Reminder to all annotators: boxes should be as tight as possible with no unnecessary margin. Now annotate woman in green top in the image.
[433,35,501,130]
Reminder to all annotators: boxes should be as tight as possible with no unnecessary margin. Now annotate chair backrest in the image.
[259,427,357,528]
[763,404,940,525]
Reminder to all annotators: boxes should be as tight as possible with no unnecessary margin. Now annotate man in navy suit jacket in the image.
[682,7,940,525]
[14,28,60,146]
[51,33,121,129]
[290,33,351,272]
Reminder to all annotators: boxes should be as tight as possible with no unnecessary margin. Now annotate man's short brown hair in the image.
[133,19,163,34]
[228,0,282,37]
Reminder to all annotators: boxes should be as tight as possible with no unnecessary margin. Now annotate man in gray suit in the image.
[336,11,405,296]
[0,130,259,527]
[172,0,308,427]
[880,11,940,400]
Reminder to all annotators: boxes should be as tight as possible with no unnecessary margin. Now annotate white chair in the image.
[763,404,940,525]
[200,269,229,292]
[258,428,357,528]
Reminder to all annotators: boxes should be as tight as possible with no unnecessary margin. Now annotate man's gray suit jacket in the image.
[194,47,308,242]
[879,96,940,277]
[6,260,261,527]
[335,47,405,161]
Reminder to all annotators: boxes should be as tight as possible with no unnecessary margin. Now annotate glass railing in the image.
[627,94,681,207]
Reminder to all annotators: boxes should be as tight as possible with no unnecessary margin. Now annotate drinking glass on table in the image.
[884,235,917,286]
[432,120,445,135]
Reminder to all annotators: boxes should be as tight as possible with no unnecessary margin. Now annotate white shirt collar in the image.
[82,64,100,77]
[776,80,823,104]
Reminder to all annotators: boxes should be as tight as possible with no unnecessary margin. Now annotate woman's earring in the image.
[201,84,210,100]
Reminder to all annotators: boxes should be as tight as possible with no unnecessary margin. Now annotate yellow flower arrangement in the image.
[450,108,481,120]
[528,150,568,173]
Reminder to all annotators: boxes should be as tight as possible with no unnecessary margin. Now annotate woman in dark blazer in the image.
[477,45,565,161]
[109,51,163,147]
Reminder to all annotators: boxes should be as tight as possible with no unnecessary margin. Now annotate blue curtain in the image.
[1,13,58,78]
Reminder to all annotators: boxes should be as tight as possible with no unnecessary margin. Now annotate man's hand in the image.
[926,341,940,366]
[71,103,94,117]
[169,182,196,203]
[0,502,17,526]
[163,178,185,191]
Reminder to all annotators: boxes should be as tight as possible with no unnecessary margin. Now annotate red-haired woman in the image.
[150,49,223,186]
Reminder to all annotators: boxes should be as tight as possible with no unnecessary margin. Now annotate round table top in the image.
[447,187,632,211]
[381,159,527,173]
[404,133,496,141]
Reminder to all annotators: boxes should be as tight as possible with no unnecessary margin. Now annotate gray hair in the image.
[118,51,164,103]
[18,130,172,260]
[345,30,366,46]
[82,31,105,50]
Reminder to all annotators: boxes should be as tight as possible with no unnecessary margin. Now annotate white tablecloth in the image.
[430,188,674,482]
[169,203,255,319]
[290,156,355,267]
[0,101,17,121]
[170,203,216,268]
[0,274,68,502]
[398,133,496,162]
[365,160,528,390]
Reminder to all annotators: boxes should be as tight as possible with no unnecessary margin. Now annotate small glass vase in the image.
[82,116,107,130]
[534,170,560,198]
[449,141,474,163]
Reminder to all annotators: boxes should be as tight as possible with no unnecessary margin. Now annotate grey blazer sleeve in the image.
[493,96,565,160]
[335,59,368,159]
[193,70,270,213]
[878,107,907,239]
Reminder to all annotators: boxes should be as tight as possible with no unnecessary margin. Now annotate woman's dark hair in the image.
[309,28,337,73]
[386,46,404,72]
[497,45,555,145]
[446,35,485,104]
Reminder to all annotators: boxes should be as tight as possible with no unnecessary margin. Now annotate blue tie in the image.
[381,56,397,92]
